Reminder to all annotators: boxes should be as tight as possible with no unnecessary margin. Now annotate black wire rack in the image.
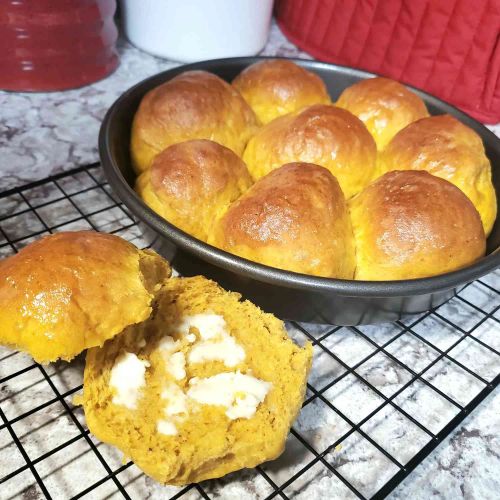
[1,163,499,500]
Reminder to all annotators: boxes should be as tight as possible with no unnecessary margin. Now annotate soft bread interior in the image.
[83,276,312,485]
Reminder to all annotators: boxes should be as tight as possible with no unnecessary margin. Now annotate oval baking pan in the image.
[99,57,500,325]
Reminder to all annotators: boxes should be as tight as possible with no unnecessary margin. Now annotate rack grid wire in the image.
[0,163,499,500]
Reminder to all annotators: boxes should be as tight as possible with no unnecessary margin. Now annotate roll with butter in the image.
[82,276,312,485]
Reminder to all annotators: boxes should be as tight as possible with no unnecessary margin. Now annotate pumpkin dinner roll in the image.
[242,104,377,198]
[209,162,356,278]
[136,140,253,241]
[83,276,313,485]
[232,59,331,124]
[336,76,429,150]
[0,231,170,363]
[130,70,259,173]
[349,171,486,281]
[377,114,497,236]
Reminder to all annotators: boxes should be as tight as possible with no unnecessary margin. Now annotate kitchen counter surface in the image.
[0,21,499,500]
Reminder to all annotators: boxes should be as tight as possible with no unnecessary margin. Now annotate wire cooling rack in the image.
[0,163,499,500]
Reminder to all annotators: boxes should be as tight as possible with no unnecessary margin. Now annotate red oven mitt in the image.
[276,0,500,123]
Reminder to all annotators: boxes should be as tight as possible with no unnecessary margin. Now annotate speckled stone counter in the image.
[0,21,499,500]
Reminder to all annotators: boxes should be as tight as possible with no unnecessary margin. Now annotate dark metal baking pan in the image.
[99,57,500,325]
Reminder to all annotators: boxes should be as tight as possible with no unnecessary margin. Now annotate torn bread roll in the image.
[0,231,170,363]
[82,276,312,485]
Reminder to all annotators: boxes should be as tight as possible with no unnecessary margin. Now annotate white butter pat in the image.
[187,371,272,420]
[167,351,186,380]
[188,335,245,368]
[157,420,177,436]
[158,335,186,380]
[157,383,189,436]
[180,314,245,367]
[161,383,188,417]
[109,352,149,410]
[179,314,227,340]
[158,335,180,353]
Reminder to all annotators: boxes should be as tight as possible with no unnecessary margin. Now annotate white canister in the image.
[121,0,274,62]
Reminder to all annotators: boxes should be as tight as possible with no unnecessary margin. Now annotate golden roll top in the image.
[210,162,356,278]
[0,232,170,363]
[336,76,429,150]
[130,70,259,173]
[135,139,253,242]
[349,171,486,281]
[378,114,497,235]
[243,104,377,198]
[232,59,331,124]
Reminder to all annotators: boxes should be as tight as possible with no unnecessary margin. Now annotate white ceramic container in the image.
[121,0,274,62]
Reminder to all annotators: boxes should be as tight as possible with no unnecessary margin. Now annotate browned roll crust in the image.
[0,231,171,363]
[378,114,497,236]
[242,104,377,198]
[130,70,259,173]
[336,77,429,149]
[136,140,253,241]
[349,171,486,280]
[232,59,331,124]
[209,162,356,278]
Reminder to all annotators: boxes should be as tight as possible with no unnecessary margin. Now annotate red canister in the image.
[0,0,118,91]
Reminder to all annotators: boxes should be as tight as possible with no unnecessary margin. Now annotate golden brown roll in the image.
[378,114,497,236]
[232,59,331,124]
[336,77,429,150]
[242,104,377,198]
[130,70,259,173]
[0,231,170,363]
[209,162,356,278]
[349,171,486,281]
[136,139,253,242]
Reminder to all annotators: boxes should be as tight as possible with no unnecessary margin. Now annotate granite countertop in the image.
[0,21,499,500]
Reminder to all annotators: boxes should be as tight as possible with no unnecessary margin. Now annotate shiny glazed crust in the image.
[349,171,486,280]
[127,68,496,282]
[135,140,253,241]
[242,104,377,198]
[336,76,429,150]
[209,162,356,278]
[378,114,497,236]
[232,59,331,124]
[130,70,259,173]
[0,231,170,362]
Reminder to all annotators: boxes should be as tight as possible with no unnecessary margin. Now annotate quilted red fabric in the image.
[276,0,500,123]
